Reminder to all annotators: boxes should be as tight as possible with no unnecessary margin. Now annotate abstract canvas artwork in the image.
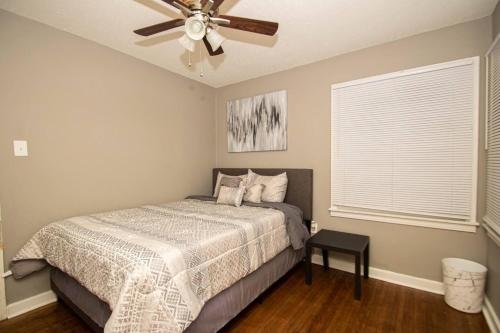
[227,90,287,152]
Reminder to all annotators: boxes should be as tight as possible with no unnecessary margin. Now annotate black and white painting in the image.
[227,90,287,153]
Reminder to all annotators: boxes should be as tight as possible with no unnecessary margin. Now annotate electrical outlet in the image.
[310,220,318,234]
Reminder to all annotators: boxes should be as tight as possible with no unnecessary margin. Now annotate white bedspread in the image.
[13,199,290,333]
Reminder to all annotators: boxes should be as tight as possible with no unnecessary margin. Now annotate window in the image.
[485,37,500,244]
[331,58,479,232]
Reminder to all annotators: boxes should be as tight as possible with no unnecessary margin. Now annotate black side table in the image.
[305,229,370,300]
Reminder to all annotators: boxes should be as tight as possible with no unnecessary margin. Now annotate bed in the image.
[12,168,313,333]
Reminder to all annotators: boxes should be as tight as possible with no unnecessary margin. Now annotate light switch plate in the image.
[13,140,28,157]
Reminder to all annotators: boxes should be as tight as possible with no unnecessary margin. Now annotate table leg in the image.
[306,245,312,285]
[355,253,361,300]
[364,244,369,279]
[322,249,329,271]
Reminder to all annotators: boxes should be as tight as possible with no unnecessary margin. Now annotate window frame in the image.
[330,57,480,233]
[484,34,500,244]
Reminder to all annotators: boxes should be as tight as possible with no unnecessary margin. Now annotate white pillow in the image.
[244,183,265,203]
[247,170,288,203]
[217,185,245,207]
[213,172,248,197]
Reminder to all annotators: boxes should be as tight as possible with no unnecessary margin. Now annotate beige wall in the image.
[0,10,216,304]
[0,6,496,309]
[488,0,500,321]
[493,0,500,37]
[215,17,491,282]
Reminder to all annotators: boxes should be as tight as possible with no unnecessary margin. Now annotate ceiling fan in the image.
[134,0,279,56]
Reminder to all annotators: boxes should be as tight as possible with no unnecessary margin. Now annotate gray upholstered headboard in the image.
[213,168,313,222]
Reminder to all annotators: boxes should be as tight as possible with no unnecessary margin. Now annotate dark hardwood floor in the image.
[0,264,489,333]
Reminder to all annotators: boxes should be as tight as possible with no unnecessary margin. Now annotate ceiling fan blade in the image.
[134,18,185,36]
[212,0,225,11]
[203,37,224,56]
[218,15,278,36]
[201,0,225,11]
[161,0,188,8]
[160,0,195,16]
[202,0,214,13]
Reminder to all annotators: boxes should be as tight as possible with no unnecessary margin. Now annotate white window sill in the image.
[483,217,500,246]
[330,207,478,233]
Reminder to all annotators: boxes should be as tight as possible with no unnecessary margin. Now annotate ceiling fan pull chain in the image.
[188,51,192,67]
[199,44,204,77]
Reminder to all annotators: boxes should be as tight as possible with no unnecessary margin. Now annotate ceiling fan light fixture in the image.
[134,0,280,59]
[206,28,226,51]
[185,16,206,41]
[179,33,196,52]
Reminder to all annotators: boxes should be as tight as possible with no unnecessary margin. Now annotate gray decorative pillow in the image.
[213,172,248,197]
[217,185,245,207]
[244,184,265,203]
[10,259,47,279]
[220,176,242,188]
[248,169,288,203]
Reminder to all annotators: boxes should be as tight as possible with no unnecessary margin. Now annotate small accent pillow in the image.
[248,169,288,203]
[217,185,245,207]
[244,183,265,203]
[213,172,248,197]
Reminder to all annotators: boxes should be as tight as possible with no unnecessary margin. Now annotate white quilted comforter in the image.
[13,199,290,332]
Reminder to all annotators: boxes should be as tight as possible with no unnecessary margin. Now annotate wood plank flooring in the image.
[0,264,489,333]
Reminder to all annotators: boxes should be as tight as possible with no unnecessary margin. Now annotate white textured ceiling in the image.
[0,0,497,87]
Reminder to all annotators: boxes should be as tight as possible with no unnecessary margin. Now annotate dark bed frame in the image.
[51,168,313,332]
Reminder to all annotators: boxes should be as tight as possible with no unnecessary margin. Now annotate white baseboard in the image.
[6,290,57,319]
[2,261,496,327]
[483,296,500,333]
[311,254,444,295]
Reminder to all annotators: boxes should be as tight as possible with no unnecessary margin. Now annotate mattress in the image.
[51,246,304,333]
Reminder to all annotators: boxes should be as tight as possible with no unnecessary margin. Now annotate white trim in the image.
[330,207,478,233]
[6,290,57,319]
[483,296,500,333]
[311,254,444,295]
[483,217,500,247]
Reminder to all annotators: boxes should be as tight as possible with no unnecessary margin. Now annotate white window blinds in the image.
[331,58,479,232]
[485,38,500,240]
